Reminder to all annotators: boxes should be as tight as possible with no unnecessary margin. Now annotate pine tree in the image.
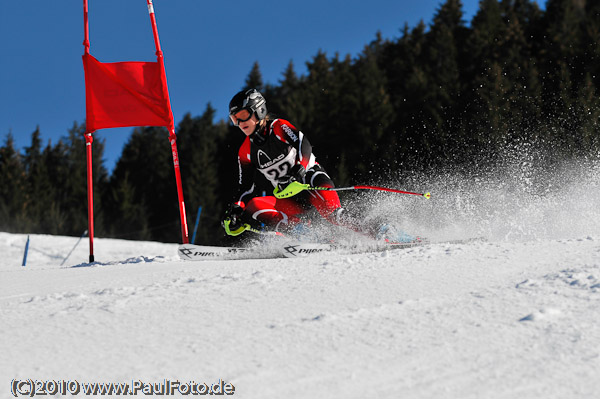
[424,0,468,165]
[541,0,586,149]
[574,72,600,153]
[22,127,53,232]
[107,127,177,242]
[0,133,27,232]
[463,0,544,157]
[352,35,395,180]
[323,53,359,183]
[244,61,265,92]
[177,105,223,244]
[380,22,430,171]
[464,0,507,154]
[108,170,151,240]
[276,60,305,123]
[584,0,600,88]
[62,123,108,237]
[301,51,336,170]
[41,140,68,234]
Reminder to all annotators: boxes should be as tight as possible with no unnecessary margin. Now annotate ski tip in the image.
[423,192,431,199]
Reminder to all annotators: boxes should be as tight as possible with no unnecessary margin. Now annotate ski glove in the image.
[222,204,247,236]
[278,164,306,188]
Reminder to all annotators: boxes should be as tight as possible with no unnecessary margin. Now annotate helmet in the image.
[228,89,268,122]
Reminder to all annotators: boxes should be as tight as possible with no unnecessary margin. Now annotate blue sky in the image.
[1,0,482,173]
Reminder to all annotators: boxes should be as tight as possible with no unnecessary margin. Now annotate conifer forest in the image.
[1,0,599,244]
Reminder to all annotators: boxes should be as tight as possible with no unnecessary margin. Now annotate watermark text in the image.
[10,379,235,396]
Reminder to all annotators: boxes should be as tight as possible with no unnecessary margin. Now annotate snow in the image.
[1,159,600,398]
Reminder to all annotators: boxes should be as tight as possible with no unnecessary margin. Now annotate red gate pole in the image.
[146,0,189,243]
[83,0,95,262]
[85,133,95,262]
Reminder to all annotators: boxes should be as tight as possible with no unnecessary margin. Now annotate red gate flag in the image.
[82,53,173,132]
[82,0,189,263]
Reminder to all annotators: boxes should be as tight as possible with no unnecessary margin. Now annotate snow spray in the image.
[350,145,600,243]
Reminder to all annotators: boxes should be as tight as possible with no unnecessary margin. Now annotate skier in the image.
[221,88,417,243]
[221,88,348,237]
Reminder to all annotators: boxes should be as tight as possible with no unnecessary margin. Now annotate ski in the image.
[178,242,333,261]
[178,236,484,261]
[178,244,262,261]
[178,240,425,261]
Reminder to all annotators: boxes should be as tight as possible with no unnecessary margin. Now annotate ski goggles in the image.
[229,109,253,126]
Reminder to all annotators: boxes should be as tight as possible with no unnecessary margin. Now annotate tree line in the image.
[1,0,599,244]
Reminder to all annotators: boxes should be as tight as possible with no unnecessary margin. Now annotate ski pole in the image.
[311,185,431,198]
[274,181,431,199]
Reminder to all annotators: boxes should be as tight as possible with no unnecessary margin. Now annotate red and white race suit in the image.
[234,118,341,228]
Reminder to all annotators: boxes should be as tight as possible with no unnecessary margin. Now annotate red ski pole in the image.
[312,185,431,198]
[274,181,431,199]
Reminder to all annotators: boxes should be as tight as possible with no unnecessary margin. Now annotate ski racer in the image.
[222,88,348,236]
[221,88,418,243]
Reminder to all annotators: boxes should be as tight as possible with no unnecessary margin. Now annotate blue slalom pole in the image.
[191,206,202,245]
[22,235,30,267]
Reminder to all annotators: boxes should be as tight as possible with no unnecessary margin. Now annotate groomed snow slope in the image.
[1,158,599,398]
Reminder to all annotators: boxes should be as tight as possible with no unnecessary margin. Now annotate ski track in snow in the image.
[1,159,600,398]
